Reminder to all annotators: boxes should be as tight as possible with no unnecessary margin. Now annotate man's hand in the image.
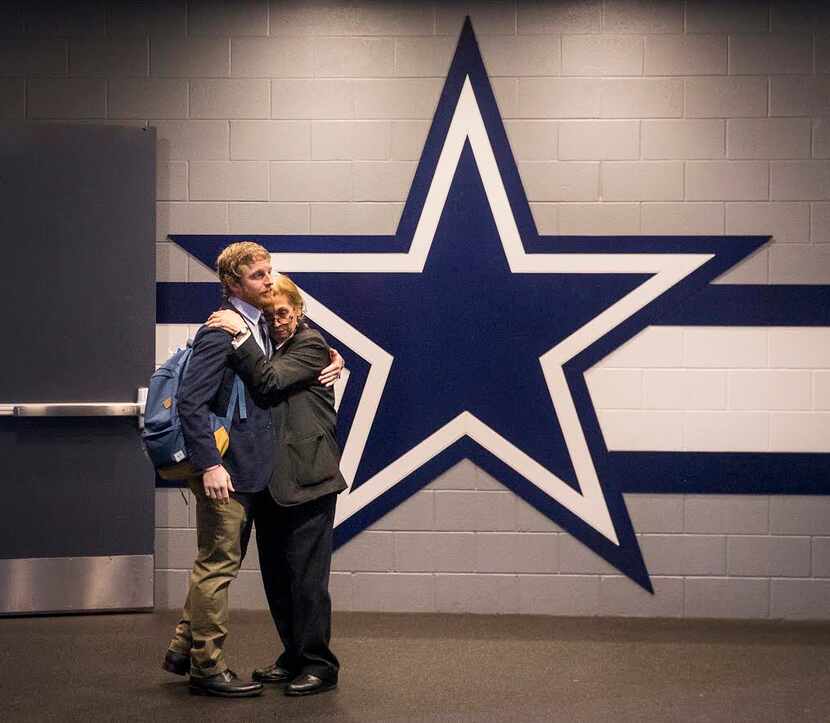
[206,309,247,335]
[318,347,345,387]
[202,465,235,504]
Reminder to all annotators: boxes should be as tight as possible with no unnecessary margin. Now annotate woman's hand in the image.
[318,347,345,387]
[206,309,247,335]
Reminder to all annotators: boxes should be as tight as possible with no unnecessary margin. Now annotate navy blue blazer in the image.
[177,306,274,493]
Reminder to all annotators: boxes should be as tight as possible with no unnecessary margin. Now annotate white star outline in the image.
[273,77,713,546]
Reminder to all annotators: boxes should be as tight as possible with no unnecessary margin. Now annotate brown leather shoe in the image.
[252,661,295,684]
[284,673,337,697]
[189,670,263,698]
[161,649,190,676]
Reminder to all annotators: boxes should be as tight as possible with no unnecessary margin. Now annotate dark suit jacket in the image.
[177,304,274,493]
[230,323,347,506]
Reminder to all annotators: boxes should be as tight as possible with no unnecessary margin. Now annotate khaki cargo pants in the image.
[167,475,254,678]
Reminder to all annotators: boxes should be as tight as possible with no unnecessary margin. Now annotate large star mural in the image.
[161,19,830,591]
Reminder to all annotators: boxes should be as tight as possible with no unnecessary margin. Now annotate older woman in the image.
[206,274,346,697]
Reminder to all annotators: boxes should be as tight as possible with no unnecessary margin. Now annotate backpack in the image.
[142,340,247,481]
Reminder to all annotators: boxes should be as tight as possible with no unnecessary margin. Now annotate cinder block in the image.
[640,534,726,575]
[813,202,830,243]
[685,577,769,618]
[603,0,682,33]
[153,120,229,161]
[331,531,394,572]
[151,37,228,78]
[155,488,190,528]
[686,161,769,202]
[272,79,354,119]
[770,579,830,619]
[770,412,830,452]
[686,77,767,118]
[154,570,189,610]
[519,162,599,201]
[685,496,768,534]
[516,499,564,532]
[600,576,684,617]
[27,79,105,119]
[623,494,684,533]
[684,411,769,452]
[726,202,809,244]
[686,1,770,32]
[190,161,267,201]
[353,161,416,202]
[641,203,724,234]
[559,203,641,234]
[563,35,643,76]
[729,34,812,75]
[518,78,601,119]
[157,162,188,202]
[602,162,683,201]
[230,202,309,234]
[191,79,269,119]
[531,203,558,233]
[279,2,434,36]
[643,120,724,160]
[70,38,147,77]
[156,241,189,281]
[474,467,506,492]
[602,326,684,368]
[109,79,187,119]
[155,324,190,365]
[311,121,389,161]
[585,368,642,409]
[229,570,267,610]
[353,79,442,120]
[712,248,769,284]
[769,328,830,367]
[771,161,830,201]
[352,573,434,612]
[503,121,557,161]
[728,536,811,577]
[770,244,830,283]
[309,203,396,234]
[0,79,24,119]
[314,37,394,78]
[231,120,310,160]
[109,1,186,37]
[729,119,811,161]
[330,572,353,611]
[683,327,767,368]
[436,3,518,36]
[644,35,726,75]
[819,35,830,74]
[813,538,830,577]
[424,459,479,491]
[771,497,830,535]
[269,161,351,202]
[558,121,638,160]
[435,574,520,614]
[771,4,830,32]
[600,79,683,118]
[0,38,66,76]
[559,536,618,574]
[475,532,559,574]
[371,490,434,531]
[155,528,197,569]
[727,370,811,411]
[517,1,602,34]
[816,371,830,410]
[478,35,561,77]
[770,77,830,117]
[394,532,476,572]
[25,3,107,36]
[815,120,830,160]
[231,37,314,77]
[156,201,227,244]
[189,0,268,36]
[518,574,601,615]
[643,370,726,410]
[434,490,516,532]
[394,38,456,77]
[391,120,430,161]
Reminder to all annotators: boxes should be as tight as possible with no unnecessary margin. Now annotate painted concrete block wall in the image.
[4,0,829,619]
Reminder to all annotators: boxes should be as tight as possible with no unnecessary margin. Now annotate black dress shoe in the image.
[252,661,295,684]
[285,673,337,697]
[189,670,263,698]
[162,649,190,676]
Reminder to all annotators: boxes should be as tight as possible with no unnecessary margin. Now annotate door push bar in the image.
[0,388,148,428]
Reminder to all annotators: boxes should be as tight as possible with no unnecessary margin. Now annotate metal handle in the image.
[0,389,148,428]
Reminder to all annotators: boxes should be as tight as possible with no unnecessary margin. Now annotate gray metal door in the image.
[0,125,156,614]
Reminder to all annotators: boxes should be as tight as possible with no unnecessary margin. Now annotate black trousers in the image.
[254,489,339,681]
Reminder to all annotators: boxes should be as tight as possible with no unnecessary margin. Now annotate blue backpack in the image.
[142,340,246,480]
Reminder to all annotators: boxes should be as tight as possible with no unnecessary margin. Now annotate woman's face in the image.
[265,292,300,343]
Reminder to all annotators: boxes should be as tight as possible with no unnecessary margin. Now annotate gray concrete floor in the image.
[2,611,829,722]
